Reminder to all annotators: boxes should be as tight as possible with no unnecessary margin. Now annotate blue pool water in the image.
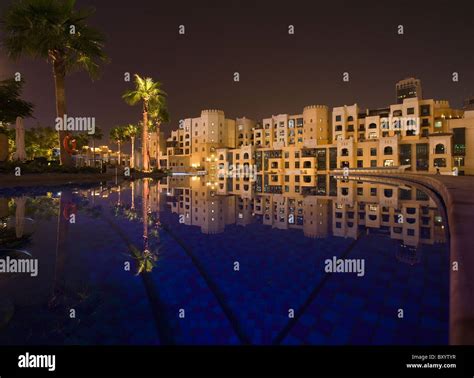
[0,178,449,345]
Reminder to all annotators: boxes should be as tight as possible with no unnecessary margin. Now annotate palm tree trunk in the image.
[92,138,96,168]
[130,136,135,169]
[53,57,72,167]
[118,141,121,166]
[142,105,149,171]
[156,123,160,169]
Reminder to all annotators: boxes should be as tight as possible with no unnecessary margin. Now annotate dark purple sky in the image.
[1,0,474,148]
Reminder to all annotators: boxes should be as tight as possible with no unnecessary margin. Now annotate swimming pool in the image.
[0,177,449,345]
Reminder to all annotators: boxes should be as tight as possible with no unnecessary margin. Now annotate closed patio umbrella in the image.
[14,117,26,161]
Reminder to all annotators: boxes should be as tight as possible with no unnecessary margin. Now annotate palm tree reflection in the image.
[49,190,72,309]
[110,179,160,275]
[135,178,159,275]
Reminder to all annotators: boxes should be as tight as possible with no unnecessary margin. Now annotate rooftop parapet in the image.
[303,105,328,111]
[201,109,224,115]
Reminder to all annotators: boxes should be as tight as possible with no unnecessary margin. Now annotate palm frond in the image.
[1,0,108,78]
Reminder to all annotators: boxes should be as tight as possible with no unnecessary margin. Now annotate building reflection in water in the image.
[149,175,447,256]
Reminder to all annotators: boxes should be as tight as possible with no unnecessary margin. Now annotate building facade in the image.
[159,80,473,177]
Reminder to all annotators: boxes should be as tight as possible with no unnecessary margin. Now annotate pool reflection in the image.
[0,176,450,345]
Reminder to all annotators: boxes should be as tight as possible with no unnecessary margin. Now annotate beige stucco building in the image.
[157,80,473,178]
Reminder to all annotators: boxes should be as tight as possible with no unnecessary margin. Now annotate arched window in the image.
[341,148,349,156]
[369,123,377,129]
[347,116,354,122]
[303,161,312,168]
[384,146,393,155]
[384,189,393,198]
[219,154,224,160]
[435,143,445,154]
[243,152,249,160]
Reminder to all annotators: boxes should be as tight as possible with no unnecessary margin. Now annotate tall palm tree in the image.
[91,126,103,168]
[1,0,108,166]
[124,123,139,169]
[122,75,166,172]
[110,126,126,166]
[148,98,169,168]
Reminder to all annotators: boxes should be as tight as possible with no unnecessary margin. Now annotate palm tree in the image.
[124,123,139,169]
[91,126,103,168]
[0,78,34,124]
[1,0,107,166]
[110,126,126,166]
[122,75,166,172]
[148,98,169,168]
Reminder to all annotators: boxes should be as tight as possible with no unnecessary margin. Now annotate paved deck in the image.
[353,173,474,345]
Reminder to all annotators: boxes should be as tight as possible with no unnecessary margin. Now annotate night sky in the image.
[1,0,474,148]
